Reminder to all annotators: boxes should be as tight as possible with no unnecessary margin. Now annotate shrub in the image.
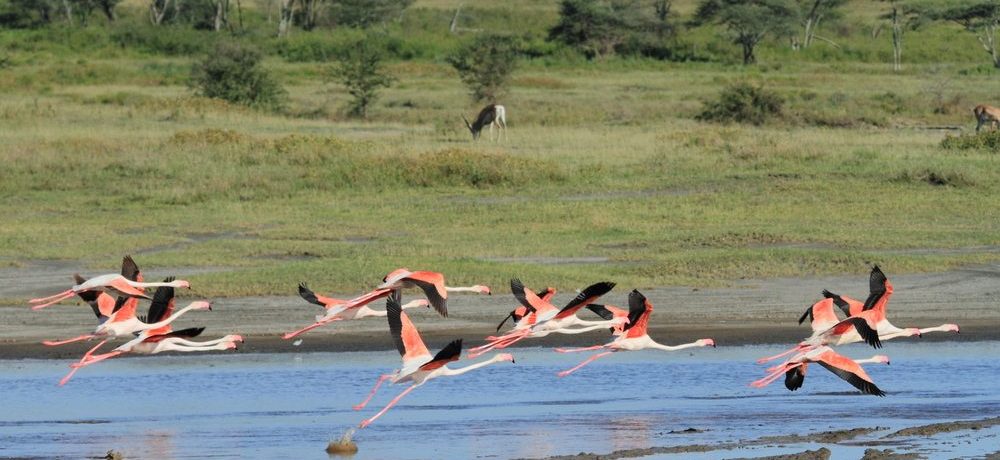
[696,82,784,125]
[189,41,286,109]
[893,168,974,187]
[447,34,518,103]
[330,36,396,118]
[940,130,1000,150]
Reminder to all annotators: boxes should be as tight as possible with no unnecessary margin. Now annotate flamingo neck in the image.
[919,324,959,334]
[440,356,505,377]
[140,302,207,330]
[554,323,614,335]
[649,340,705,351]
[444,286,484,293]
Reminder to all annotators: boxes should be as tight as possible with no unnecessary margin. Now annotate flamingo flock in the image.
[751,266,960,395]
[26,259,961,428]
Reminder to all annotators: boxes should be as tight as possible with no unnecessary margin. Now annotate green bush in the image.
[447,33,518,103]
[189,41,286,109]
[696,82,784,125]
[940,130,1000,150]
[331,36,396,118]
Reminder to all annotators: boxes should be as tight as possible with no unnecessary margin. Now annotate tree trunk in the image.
[278,0,294,37]
[214,0,228,31]
[891,7,902,72]
[62,0,73,26]
[101,0,117,21]
[150,0,170,25]
[742,41,756,65]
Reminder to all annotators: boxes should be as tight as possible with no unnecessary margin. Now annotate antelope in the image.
[462,104,507,141]
[974,104,1000,132]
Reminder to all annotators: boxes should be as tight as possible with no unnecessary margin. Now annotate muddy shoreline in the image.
[2,263,998,360]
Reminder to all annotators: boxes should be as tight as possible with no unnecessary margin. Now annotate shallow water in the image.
[2,341,999,459]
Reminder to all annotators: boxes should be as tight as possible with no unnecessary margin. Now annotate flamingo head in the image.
[907,327,921,337]
[176,280,191,289]
[228,334,245,343]
[698,338,716,348]
[226,341,238,351]
[402,299,431,310]
[495,353,515,364]
[474,285,492,295]
[873,355,891,365]
[191,301,212,312]
[943,323,960,333]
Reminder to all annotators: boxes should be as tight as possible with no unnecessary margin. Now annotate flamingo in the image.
[42,277,212,346]
[467,279,621,358]
[59,282,241,386]
[584,303,630,335]
[29,255,189,310]
[377,268,491,316]
[494,287,556,332]
[800,267,957,340]
[71,274,117,322]
[42,259,147,346]
[555,289,715,377]
[282,283,432,339]
[750,346,889,396]
[354,291,514,428]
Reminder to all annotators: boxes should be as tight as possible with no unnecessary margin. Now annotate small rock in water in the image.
[104,450,124,460]
[293,339,303,347]
[326,428,358,456]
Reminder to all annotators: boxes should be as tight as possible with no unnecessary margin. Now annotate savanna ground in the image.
[1,0,998,315]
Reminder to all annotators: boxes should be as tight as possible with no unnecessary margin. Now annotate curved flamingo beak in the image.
[179,280,191,289]
[908,328,921,337]
[480,285,492,295]
[703,338,716,348]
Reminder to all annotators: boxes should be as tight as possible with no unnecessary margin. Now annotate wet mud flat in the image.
[527,417,1000,460]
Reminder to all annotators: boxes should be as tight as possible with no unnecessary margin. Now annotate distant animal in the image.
[974,104,1000,132]
[462,104,507,141]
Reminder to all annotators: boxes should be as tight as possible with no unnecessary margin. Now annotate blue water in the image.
[2,342,999,459]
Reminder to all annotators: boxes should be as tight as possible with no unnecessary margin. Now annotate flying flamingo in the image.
[750,345,889,396]
[584,303,630,335]
[29,255,189,310]
[800,267,957,340]
[354,291,515,428]
[42,277,212,346]
[59,283,241,385]
[555,289,715,377]
[282,283,432,339]
[71,274,117,322]
[377,268,491,316]
[467,279,621,358]
[494,287,556,332]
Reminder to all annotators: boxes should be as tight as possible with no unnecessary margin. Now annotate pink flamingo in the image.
[71,274,117,321]
[59,282,241,385]
[555,290,715,377]
[750,346,889,396]
[467,279,622,358]
[378,268,491,316]
[29,255,189,310]
[354,291,514,427]
[282,283,432,339]
[494,287,556,332]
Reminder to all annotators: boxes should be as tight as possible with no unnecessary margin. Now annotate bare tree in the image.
[278,0,294,36]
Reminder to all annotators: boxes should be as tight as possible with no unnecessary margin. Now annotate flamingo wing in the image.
[297,283,346,308]
[144,278,177,336]
[144,327,206,342]
[815,351,886,396]
[386,291,431,362]
[510,279,556,315]
[821,290,852,317]
[784,363,808,391]
[801,298,841,332]
[828,316,882,349]
[861,266,888,311]
[419,339,462,371]
[402,271,448,317]
[554,281,616,319]
[623,289,653,338]
[73,274,105,320]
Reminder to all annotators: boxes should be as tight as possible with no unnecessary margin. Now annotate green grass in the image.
[1,1,998,298]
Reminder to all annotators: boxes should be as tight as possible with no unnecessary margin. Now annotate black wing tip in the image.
[797,306,812,325]
[851,317,882,349]
[821,289,836,298]
[784,367,805,391]
[586,304,614,320]
[870,265,887,282]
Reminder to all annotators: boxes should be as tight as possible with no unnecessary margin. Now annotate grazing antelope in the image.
[974,104,1000,132]
[462,104,507,141]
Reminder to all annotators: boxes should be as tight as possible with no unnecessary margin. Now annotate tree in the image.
[190,42,286,109]
[875,0,922,72]
[331,37,396,118]
[796,0,846,49]
[447,34,518,103]
[933,1,1000,68]
[693,0,799,64]
[329,0,413,28]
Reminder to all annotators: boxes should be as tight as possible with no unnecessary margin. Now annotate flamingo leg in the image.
[353,373,394,411]
[750,364,796,388]
[58,339,108,386]
[282,317,343,340]
[468,332,526,358]
[72,350,124,368]
[358,384,418,429]
[557,351,614,377]
[30,291,76,310]
[756,345,809,364]
[554,345,606,353]
[43,334,97,346]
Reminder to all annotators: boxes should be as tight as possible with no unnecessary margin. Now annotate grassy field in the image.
[1,1,998,299]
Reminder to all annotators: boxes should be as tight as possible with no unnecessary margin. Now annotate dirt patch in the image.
[860,448,920,460]
[759,427,886,444]
[731,448,831,460]
[885,416,1000,438]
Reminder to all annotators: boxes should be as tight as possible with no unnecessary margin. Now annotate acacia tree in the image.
[933,1,1000,68]
[447,34,518,103]
[694,0,799,64]
[875,0,922,72]
[796,0,846,49]
[331,37,396,118]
